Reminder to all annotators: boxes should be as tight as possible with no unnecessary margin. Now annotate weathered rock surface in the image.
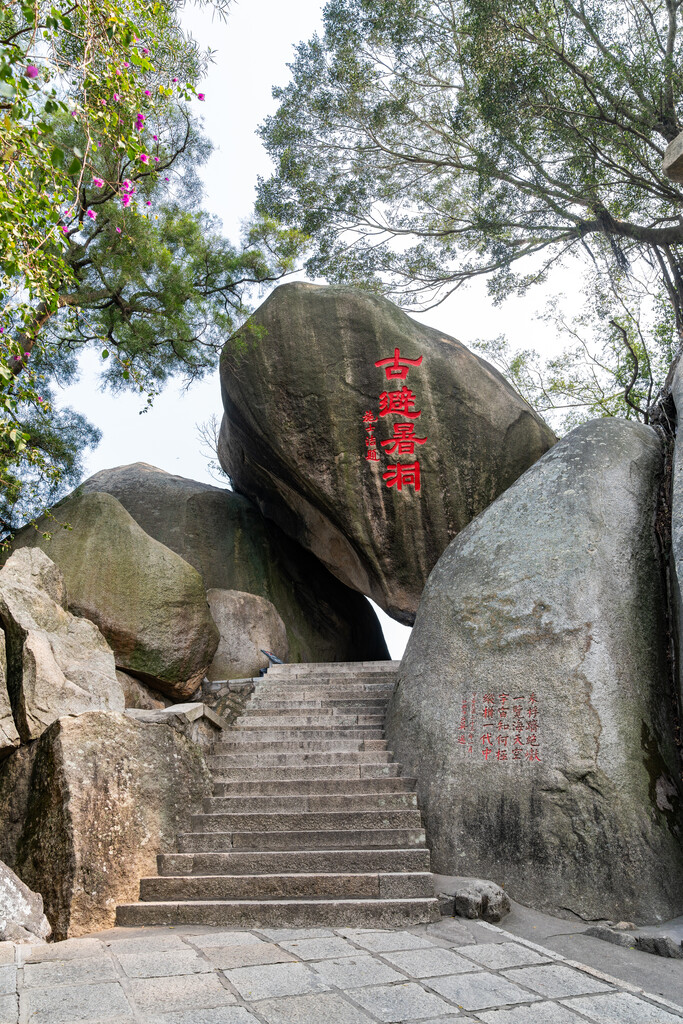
[0,549,123,742]
[387,418,683,924]
[0,633,19,759]
[206,588,288,680]
[448,878,511,923]
[124,702,226,750]
[9,492,219,700]
[76,462,389,662]
[669,362,683,710]
[218,282,556,623]
[0,711,211,939]
[116,670,171,710]
[0,858,50,943]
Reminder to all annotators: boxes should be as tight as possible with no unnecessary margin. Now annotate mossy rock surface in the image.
[77,462,388,663]
[10,492,219,699]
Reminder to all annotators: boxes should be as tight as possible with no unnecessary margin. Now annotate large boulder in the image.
[206,589,288,680]
[0,859,50,943]
[0,711,211,939]
[0,549,123,742]
[218,283,556,623]
[387,418,683,924]
[10,492,219,700]
[76,462,389,663]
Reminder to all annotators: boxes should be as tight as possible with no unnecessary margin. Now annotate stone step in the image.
[237,714,386,726]
[203,792,418,813]
[139,871,434,902]
[191,809,423,833]
[213,776,416,796]
[252,690,394,702]
[267,661,400,674]
[207,750,393,767]
[224,728,386,739]
[255,680,395,690]
[212,739,387,753]
[177,827,427,852]
[158,847,431,876]
[210,762,402,782]
[116,897,439,929]
[248,700,389,711]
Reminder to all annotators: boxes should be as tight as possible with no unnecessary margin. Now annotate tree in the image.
[257,0,683,426]
[0,0,304,535]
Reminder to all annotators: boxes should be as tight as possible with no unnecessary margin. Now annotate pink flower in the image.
[144,89,151,96]
[123,62,130,68]
[146,200,151,206]
[113,93,120,101]
[25,65,39,78]
[115,69,122,76]
[62,225,68,234]
[153,156,159,162]
[164,176,169,182]
[71,111,77,117]
[142,48,149,55]
[152,134,158,141]
[197,93,205,101]
[37,397,43,403]
[121,179,133,190]
[86,209,97,219]
[116,227,122,233]
[92,177,104,187]
[100,98,106,105]
[97,141,102,147]
[172,77,178,83]
[139,153,149,163]
[121,195,132,207]
[24,352,30,358]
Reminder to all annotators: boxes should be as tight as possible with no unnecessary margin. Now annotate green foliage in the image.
[0,0,306,534]
[257,0,683,422]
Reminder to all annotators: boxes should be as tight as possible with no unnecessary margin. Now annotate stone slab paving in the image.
[0,918,681,1024]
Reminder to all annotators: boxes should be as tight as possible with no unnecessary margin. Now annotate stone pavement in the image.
[1,917,682,1024]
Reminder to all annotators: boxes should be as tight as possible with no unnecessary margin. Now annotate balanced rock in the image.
[0,858,50,943]
[10,492,219,700]
[218,282,556,623]
[206,589,288,680]
[387,418,683,924]
[0,549,123,742]
[77,462,388,662]
[0,711,211,939]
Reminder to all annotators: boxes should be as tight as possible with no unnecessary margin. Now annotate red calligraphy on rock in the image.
[381,422,427,455]
[382,461,421,492]
[374,348,424,381]
[379,387,421,419]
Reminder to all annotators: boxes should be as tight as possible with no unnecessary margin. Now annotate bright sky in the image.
[58,0,568,657]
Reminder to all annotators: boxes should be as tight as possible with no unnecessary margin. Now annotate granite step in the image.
[139,871,434,902]
[203,792,418,813]
[207,750,393,767]
[190,809,423,833]
[116,897,439,929]
[236,714,386,726]
[177,827,427,852]
[210,762,402,782]
[158,847,431,875]
[212,739,387,753]
[212,776,416,796]
[247,700,389,711]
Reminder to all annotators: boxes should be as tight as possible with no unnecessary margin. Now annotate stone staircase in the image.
[116,661,440,928]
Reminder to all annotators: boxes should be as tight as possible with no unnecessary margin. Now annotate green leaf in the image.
[50,147,64,168]
[67,156,81,175]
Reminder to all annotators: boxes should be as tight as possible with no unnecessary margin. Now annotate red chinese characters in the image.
[375,348,423,380]
[458,692,542,765]
[364,348,427,492]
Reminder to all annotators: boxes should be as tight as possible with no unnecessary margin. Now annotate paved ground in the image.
[1,916,682,1024]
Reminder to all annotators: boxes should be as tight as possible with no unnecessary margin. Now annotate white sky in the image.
[58,0,570,657]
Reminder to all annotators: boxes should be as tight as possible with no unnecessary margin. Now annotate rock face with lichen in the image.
[387,418,683,924]
[206,589,288,680]
[9,492,219,700]
[76,462,389,663]
[0,711,211,939]
[0,549,123,743]
[218,282,556,623]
